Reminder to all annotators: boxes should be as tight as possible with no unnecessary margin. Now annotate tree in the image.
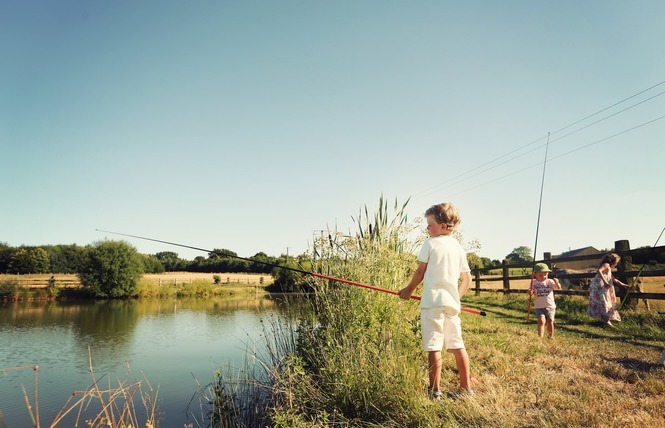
[154,251,184,271]
[269,265,305,293]
[466,253,483,269]
[480,257,496,268]
[268,254,314,293]
[249,252,277,274]
[44,244,85,273]
[77,240,144,298]
[505,246,533,264]
[8,247,50,274]
[208,248,237,259]
[0,242,12,273]
[140,254,165,274]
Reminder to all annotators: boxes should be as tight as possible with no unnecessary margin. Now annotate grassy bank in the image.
[136,276,268,298]
[214,199,665,428]
[258,291,665,427]
[0,272,272,301]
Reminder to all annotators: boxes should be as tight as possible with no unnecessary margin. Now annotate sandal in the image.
[446,389,475,400]
[431,390,443,401]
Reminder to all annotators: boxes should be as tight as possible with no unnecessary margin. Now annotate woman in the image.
[587,253,630,326]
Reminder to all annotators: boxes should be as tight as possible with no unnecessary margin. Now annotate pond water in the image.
[0,295,300,427]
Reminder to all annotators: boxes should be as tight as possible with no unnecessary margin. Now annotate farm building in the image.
[546,246,601,270]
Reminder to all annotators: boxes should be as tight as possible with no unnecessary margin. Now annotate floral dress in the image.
[587,266,621,322]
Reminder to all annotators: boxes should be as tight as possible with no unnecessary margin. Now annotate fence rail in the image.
[472,240,665,301]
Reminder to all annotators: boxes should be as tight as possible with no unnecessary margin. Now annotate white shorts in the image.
[421,307,465,351]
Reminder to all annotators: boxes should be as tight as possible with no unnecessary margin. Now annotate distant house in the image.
[548,246,601,270]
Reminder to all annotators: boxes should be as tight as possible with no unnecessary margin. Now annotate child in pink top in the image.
[530,263,561,339]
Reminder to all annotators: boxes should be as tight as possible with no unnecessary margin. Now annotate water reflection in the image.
[0,295,305,428]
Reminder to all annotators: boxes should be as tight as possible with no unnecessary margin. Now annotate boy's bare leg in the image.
[450,348,471,390]
[547,320,554,338]
[537,315,545,338]
[428,351,442,392]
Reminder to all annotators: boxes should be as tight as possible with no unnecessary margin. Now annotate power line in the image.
[443,89,665,190]
[549,89,665,146]
[448,113,665,197]
[413,79,665,199]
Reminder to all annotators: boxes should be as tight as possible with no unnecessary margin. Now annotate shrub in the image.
[0,278,19,299]
[77,240,144,298]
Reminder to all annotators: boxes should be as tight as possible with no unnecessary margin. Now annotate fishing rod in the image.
[96,229,487,316]
[617,226,665,311]
[526,132,551,324]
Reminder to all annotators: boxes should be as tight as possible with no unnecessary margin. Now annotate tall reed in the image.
[268,196,446,426]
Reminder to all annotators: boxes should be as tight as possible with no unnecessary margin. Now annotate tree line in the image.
[0,241,537,277]
[0,240,309,298]
[0,242,287,275]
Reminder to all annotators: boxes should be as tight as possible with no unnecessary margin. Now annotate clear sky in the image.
[2,1,664,262]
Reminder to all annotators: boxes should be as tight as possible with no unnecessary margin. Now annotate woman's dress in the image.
[587,267,621,322]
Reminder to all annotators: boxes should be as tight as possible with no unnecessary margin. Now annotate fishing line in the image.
[526,132,550,323]
[95,229,486,316]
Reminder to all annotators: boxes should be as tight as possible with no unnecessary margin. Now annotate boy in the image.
[530,263,561,339]
[398,202,473,400]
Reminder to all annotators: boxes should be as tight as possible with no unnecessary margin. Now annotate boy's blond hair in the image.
[425,202,461,234]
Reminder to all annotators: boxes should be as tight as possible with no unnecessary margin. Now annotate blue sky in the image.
[2,1,664,262]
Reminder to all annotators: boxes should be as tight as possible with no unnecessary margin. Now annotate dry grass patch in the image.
[443,295,665,428]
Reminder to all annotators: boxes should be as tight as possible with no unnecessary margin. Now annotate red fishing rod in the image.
[96,229,486,316]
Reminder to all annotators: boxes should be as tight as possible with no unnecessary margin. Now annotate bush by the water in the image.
[77,240,143,298]
[0,278,19,299]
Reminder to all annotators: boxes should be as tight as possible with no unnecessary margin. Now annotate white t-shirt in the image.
[533,278,557,309]
[417,235,471,310]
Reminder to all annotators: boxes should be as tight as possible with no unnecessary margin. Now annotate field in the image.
[0,271,274,288]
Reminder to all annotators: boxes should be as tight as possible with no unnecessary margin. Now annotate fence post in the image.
[615,239,631,301]
[474,266,481,296]
[502,260,510,293]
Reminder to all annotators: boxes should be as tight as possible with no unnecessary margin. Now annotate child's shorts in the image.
[420,307,465,352]
[535,307,556,321]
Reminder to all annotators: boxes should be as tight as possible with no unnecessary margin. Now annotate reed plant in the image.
[187,300,309,428]
[266,196,444,426]
[1,349,157,428]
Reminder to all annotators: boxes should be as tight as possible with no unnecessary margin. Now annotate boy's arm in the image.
[398,262,427,299]
[458,271,472,297]
[552,278,561,290]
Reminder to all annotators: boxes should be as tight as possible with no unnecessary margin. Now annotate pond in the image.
[0,295,301,427]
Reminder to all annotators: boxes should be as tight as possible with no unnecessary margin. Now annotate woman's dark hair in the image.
[599,252,621,267]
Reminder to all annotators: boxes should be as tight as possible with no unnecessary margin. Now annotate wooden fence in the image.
[471,240,665,301]
[8,277,81,288]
